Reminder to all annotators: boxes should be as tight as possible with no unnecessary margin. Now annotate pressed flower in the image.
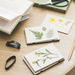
[32,49,58,67]
[49,17,56,23]
[35,52,38,55]
[59,19,63,22]
[32,62,36,64]
[59,25,65,29]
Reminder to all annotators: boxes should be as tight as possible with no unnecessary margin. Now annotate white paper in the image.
[41,14,74,34]
[24,43,64,72]
[25,25,60,44]
[0,0,33,21]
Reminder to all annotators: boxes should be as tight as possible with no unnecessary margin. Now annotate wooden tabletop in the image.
[0,0,75,75]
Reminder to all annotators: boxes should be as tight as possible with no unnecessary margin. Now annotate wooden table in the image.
[0,0,75,75]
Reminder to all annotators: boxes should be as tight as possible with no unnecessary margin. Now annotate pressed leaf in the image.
[29,30,43,39]
[36,61,41,67]
[43,54,48,57]
[43,59,46,64]
[45,49,52,54]
[42,27,46,31]
[65,21,71,25]
[46,29,54,38]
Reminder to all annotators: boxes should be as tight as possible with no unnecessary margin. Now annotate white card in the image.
[41,14,74,34]
[24,43,64,72]
[24,25,60,44]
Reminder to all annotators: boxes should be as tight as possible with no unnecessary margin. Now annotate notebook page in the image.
[0,7,20,21]
[0,18,8,27]
[0,0,33,15]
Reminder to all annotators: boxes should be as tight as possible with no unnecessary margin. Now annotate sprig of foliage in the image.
[32,49,58,67]
[29,29,43,39]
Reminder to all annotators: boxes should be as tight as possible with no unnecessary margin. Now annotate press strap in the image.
[6,41,21,49]
[5,56,16,70]
[52,0,69,7]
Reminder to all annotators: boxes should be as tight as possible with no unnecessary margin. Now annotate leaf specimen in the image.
[42,27,46,31]
[46,29,54,38]
[29,29,43,39]
[65,21,71,25]
[32,49,58,67]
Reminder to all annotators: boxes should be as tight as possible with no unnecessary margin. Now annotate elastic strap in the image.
[6,41,21,49]
[52,0,69,7]
[5,56,16,70]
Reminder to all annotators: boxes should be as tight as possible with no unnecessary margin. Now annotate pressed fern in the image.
[29,29,43,39]
[46,29,54,38]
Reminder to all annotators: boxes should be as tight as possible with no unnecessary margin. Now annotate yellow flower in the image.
[35,52,38,55]
[59,19,63,22]
[59,25,65,29]
[49,17,56,23]
[32,62,36,64]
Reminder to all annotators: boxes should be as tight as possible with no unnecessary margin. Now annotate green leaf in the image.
[65,21,71,25]
[46,29,54,38]
[43,59,46,64]
[29,29,43,39]
[43,54,48,57]
[36,61,41,67]
[45,49,52,54]
[42,27,46,31]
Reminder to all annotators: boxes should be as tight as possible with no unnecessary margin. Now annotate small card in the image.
[24,25,60,44]
[41,14,74,34]
[23,43,64,75]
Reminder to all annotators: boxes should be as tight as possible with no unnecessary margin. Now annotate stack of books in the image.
[0,0,33,34]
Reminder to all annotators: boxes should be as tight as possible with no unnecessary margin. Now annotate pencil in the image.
[68,39,75,61]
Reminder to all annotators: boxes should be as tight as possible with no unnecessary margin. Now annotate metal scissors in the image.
[40,0,69,7]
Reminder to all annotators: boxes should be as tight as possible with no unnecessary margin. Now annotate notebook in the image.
[33,0,72,13]
[0,0,33,34]
[23,43,65,75]
[24,25,60,45]
[41,14,74,34]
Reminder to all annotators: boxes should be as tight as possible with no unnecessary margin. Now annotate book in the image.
[23,43,65,75]
[0,0,33,34]
[41,14,74,34]
[20,12,29,22]
[0,0,32,21]
[24,25,60,45]
[33,0,72,13]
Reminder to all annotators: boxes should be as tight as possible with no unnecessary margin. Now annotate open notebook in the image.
[0,0,33,34]
[23,43,65,75]
[24,25,60,45]
[0,0,31,21]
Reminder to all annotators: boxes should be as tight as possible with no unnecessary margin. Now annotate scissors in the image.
[40,0,69,7]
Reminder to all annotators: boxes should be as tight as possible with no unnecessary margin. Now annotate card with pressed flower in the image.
[24,25,60,44]
[41,14,74,34]
[23,43,65,75]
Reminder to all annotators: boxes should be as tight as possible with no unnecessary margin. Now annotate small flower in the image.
[59,25,65,29]
[35,52,38,55]
[32,62,36,64]
[49,17,56,23]
[59,19,63,22]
